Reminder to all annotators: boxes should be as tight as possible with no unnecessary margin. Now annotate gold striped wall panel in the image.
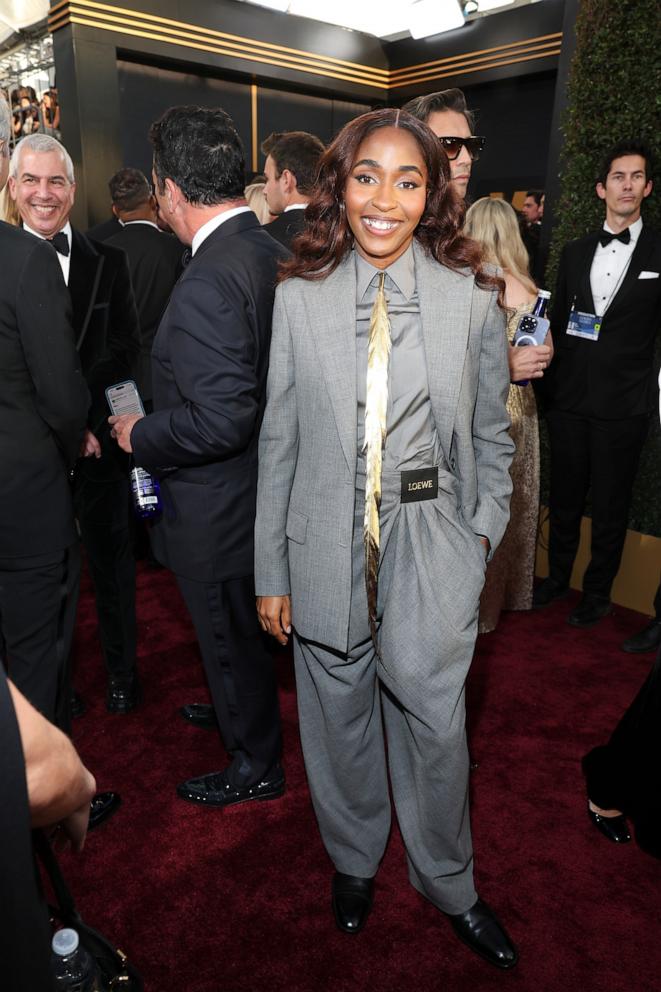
[48,0,561,92]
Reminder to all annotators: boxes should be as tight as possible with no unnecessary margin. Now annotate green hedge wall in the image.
[541,0,661,537]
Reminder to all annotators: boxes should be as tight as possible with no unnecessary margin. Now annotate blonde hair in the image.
[244,181,272,225]
[464,197,536,296]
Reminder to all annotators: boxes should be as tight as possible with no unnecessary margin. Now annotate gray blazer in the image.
[255,241,514,652]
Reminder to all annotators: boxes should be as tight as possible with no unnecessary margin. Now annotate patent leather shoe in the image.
[622,619,661,654]
[587,804,631,844]
[176,765,285,807]
[532,577,569,608]
[331,873,374,934]
[88,791,121,831]
[106,677,141,714]
[448,899,518,969]
[568,594,612,628]
[179,702,218,729]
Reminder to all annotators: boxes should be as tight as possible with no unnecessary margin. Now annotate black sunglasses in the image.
[437,135,486,162]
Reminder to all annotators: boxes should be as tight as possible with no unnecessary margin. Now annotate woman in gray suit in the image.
[255,109,517,968]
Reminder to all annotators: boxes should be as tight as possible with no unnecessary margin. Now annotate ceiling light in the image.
[463,0,479,12]
[244,0,290,11]
[409,0,465,39]
[477,0,515,10]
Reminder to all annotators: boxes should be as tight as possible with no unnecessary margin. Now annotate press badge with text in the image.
[566,306,602,342]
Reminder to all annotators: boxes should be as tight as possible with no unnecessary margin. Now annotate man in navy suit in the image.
[536,140,660,626]
[111,106,288,807]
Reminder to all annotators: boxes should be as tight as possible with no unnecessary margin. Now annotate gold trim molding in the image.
[48,0,561,91]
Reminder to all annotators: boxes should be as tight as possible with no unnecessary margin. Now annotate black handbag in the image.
[34,830,143,991]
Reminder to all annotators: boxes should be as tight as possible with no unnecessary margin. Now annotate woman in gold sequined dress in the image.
[465,198,553,633]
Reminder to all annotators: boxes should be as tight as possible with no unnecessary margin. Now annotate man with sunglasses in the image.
[403,88,485,200]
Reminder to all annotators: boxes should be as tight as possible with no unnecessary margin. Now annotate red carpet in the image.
[63,564,661,992]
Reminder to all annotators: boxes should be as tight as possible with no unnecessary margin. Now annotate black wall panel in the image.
[117,60,252,178]
[462,71,556,198]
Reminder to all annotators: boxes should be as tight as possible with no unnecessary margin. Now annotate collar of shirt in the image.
[355,243,416,303]
[284,203,307,212]
[24,219,72,250]
[600,215,643,245]
[191,205,252,256]
[123,219,159,230]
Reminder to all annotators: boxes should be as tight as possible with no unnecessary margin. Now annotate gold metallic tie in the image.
[363,271,391,647]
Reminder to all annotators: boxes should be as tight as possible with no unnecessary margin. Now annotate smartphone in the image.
[512,313,550,348]
[105,379,145,418]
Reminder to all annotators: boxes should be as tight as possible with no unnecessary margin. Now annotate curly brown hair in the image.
[279,107,499,296]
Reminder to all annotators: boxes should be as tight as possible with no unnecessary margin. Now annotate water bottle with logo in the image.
[51,928,98,992]
[512,289,552,386]
[130,462,162,519]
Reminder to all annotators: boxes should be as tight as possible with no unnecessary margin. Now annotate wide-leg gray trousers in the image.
[293,467,486,915]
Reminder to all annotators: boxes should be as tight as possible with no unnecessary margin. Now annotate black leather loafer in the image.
[588,805,631,844]
[106,678,141,714]
[88,791,121,831]
[176,766,285,807]
[179,703,218,729]
[532,578,569,608]
[568,594,612,628]
[331,873,374,934]
[449,899,518,969]
[622,619,661,654]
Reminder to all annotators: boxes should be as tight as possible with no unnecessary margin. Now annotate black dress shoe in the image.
[88,791,121,831]
[331,873,374,934]
[448,899,518,969]
[179,703,218,729]
[532,577,569,608]
[622,619,661,654]
[70,689,85,719]
[176,765,285,807]
[587,804,631,844]
[106,677,141,714]
[568,594,612,628]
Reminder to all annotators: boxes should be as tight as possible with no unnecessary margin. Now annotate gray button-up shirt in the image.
[355,245,440,473]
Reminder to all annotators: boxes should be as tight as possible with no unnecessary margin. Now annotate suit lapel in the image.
[303,254,357,475]
[606,226,655,319]
[69,229,104,350]
[414,242,473,461]
[579,234,600,313]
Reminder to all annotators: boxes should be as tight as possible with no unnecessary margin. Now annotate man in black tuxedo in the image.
[110,106,288,808]
[0,106,89,732]
[105,167,183,409]
[536,140,660,627]
[9,133,141,716]
[261,130,324,248]
[520,189,545,285]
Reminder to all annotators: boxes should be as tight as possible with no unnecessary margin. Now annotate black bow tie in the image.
[181,248,192,268]
[599,228,631,248]
[48,231,70,256]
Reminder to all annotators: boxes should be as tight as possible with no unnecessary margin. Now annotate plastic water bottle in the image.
[51,929,97,991]
[130,465,162,519]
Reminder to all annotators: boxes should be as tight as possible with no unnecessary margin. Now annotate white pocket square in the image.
[638,271,659,279]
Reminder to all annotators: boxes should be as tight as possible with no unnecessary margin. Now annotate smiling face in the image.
[596,154,652,228]
[9,148,75,237]
[425,108,473,199]
[343,126,428,270]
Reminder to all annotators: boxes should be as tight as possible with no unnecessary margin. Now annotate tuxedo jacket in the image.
[255,243,514,652]
[131,211,289,582]
[86,215,122,243]
[547,225,661,419]
[106,223,183,403]
[265,208,307,249]
[0,222,89,559]
[69,227,140,480]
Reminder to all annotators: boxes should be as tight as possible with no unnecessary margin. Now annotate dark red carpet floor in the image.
[63,564,661,992]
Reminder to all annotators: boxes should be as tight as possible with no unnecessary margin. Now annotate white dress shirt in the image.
[590,216,642,315]
[191,206,252,256]
[283,203,306,212]
[24,220,72,285]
